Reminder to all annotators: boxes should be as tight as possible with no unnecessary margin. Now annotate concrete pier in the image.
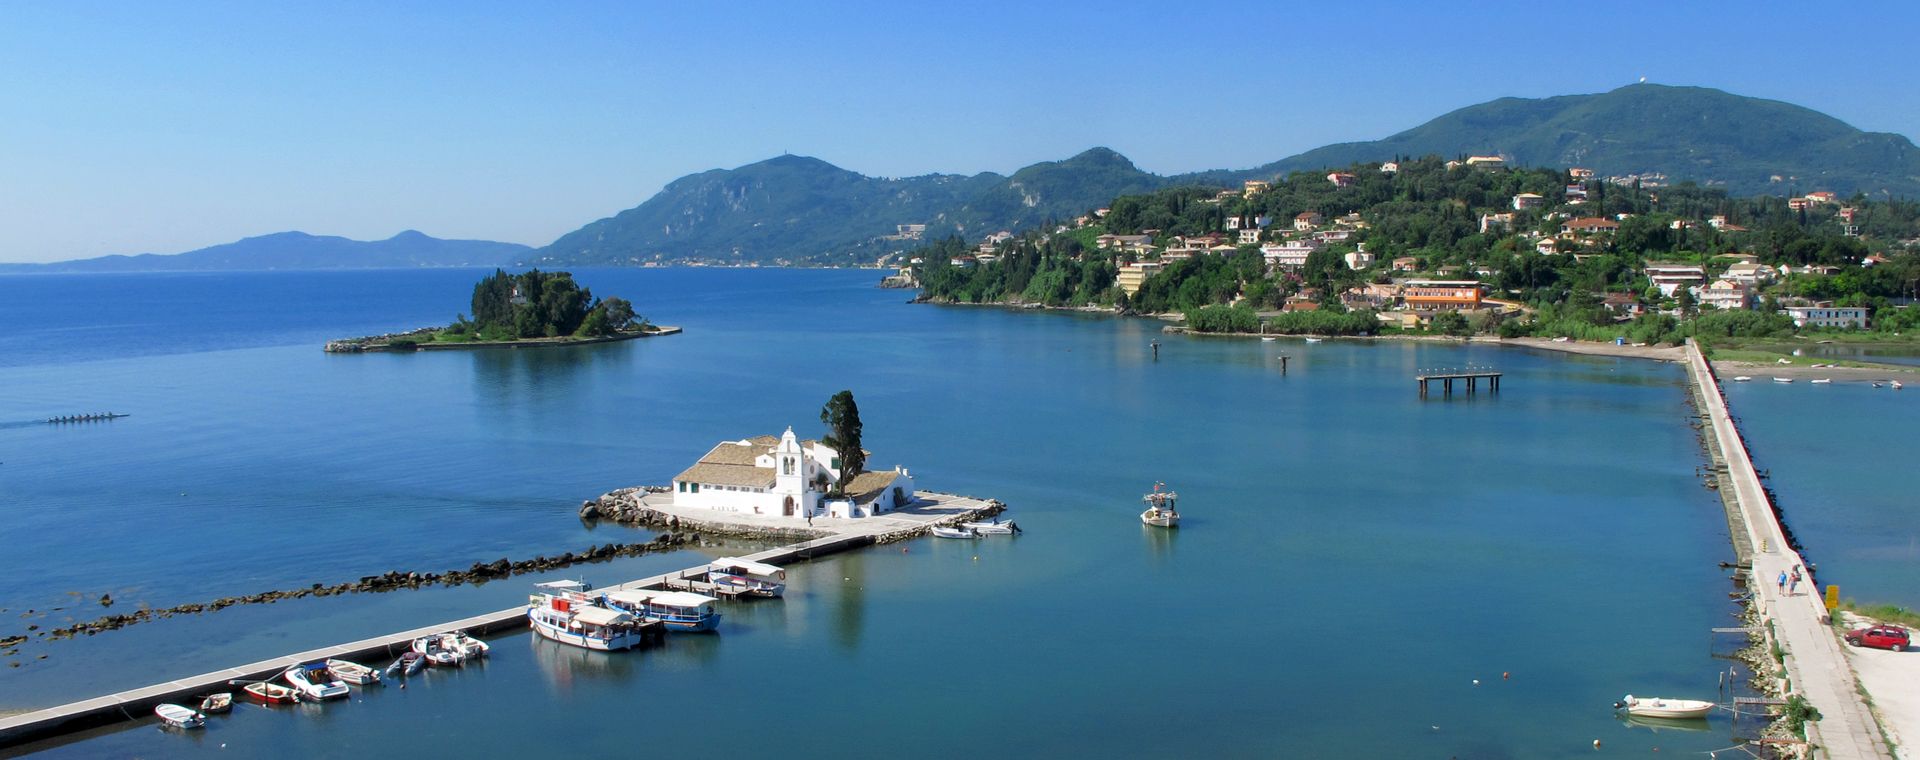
[1683,340,1890,759]
[0,491,1001,749]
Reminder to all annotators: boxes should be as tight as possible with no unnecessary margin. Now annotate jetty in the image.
[1416,367,1502,397]
[1682,339,1891,759]
[0,490,1000,750]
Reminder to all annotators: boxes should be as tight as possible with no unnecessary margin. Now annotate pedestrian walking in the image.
[1790,574,1801,595]
[1777,570,1787,594]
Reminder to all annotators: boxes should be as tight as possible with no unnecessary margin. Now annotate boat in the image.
[447,631,490,660]
[198,693,232,714]
[385,651,425,678]
[1893,380,1904,389]
[1773,377,1794,383]
[1260,336,1276,342]
[705,558,787,597]
[1619,713,1712,732]
[1732,376,1752,382]
[1304,337,1324,343]
[1140,482,1179,528]
[154,703,205,729]
[412,635,463,666]
[242,681,299,704]
[930,525,979,539]
[962,518,1021,535]
[324,658,381,686]
[527,580,653,651]
[1811,378,1832,384]
[284,662,349,700]
[603,590,722,632]
[1615,695,1715,719]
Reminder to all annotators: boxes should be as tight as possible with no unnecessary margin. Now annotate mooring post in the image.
[1281,355,1289,375]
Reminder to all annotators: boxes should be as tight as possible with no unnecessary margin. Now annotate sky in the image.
[2,1,1917,263]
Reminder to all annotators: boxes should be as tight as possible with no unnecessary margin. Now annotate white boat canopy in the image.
[642,591,718,608]
[602,590,655,606]
[711,558,783,576]
[570,607,633,626]
[534,580,589,589]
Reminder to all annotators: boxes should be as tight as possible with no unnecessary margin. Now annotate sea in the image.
[0,267,1906,758]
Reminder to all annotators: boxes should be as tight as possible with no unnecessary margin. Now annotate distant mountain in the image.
[1216,83,1920,197]
[533,83,1920,267]
[4,230,529,272]
[533,149,1164,266]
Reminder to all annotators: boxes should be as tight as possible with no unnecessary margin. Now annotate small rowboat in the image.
[154,703,205,729]
[1615,695,1714,720]
[1732,376,1752,382]
[198,693,232,714]
[1811,378,1832,384]
[1773,377,1794,383]
[930,526,979,539]
[242,681,299,704]
[324,658,381,686]
[413,635,465,666]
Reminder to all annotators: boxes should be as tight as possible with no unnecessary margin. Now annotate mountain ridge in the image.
[4,230,532,272]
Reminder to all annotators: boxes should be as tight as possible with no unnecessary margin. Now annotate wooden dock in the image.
[0,493,998,749]
[1416,367,1502,397]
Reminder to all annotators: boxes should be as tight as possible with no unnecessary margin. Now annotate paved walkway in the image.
[630,489,999,540]
[1686,341,1891,759]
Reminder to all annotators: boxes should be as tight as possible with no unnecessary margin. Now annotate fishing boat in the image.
[1811,378,1832,384]
[447,631,490,660]
[705,558,787,597]
[284,662,349,700]
[1732,376,1752,382]
[527,580,653,651]
[198,693,232,714]
[1140,482,1179,528]
[603,590,722,632]
[385,651,426,678]
[1304,337,1324,343]
[1614,695,1715,720]
[1773,377,1794,383]
[154,703,206,729]
[963,518,1021,535]
[324,658,381,686]
[930,525,979,539]
[1892,380,1904,389]
[241,681,299,704]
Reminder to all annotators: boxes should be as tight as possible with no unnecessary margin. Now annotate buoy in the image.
[972,556,979,561]
[1472,679,1480,686]
[1593,739,1601,749]
[1502,671,1510,680]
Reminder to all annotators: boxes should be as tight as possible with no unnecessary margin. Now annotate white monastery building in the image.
[671,428,916,520]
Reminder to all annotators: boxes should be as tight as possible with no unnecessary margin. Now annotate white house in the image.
[1645,263,1706,297]
[1781,305,1868,329]
[1511,193,1544,210]
[1344,249,1375,270]
[1238,228,1262,245]
[1261,240,1323,271]
[671,428,916,520]
[1696,279,1751,311]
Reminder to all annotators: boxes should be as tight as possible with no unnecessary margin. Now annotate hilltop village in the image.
[902,156,1920,342]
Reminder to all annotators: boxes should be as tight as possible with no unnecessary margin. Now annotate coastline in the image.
[324,325,680,353]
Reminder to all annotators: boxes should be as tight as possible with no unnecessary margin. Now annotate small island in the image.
[325,269,678,353]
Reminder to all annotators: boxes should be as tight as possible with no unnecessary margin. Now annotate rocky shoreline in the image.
[7,533,693,659]
[324,325,679,353]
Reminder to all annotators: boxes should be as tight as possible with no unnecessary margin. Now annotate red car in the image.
[1844,625,1910,652]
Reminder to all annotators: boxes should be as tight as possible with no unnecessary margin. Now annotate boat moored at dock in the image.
[1614,695,1714,720]
[283,662,349,701]
[603,590,722,632]
[241,681,299,704]
[963,518,1020,535]
[324,658,381,686]
[704,558,786,598]
[1140,482,1180,527]
[930,525,978,539]
[153,704,205,729]
[527,580,657,651]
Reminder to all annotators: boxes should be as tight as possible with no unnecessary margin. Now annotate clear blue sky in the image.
[2,0,1916,263]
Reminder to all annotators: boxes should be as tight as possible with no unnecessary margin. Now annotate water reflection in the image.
[528,634,646,692]
[830,552,865,652]
[1142,525,1178,564]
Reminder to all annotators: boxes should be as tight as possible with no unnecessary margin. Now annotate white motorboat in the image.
[603,590,722,632]
[449,631,491,659]
[527,581,653,651]
[1773,377,1794,383]
[154,703,206,729]
[324,658,381,686]
[1304,337,1324,343]
[1732,376,1752,382]
[963,519,1020,535]
[1260,336,1277,342]
[1811,378,1832,384]
[1140,482,1179,528]
[1615,695,1714,720]
[706,558,787,597]
[284,662,349,701]
[930,525,979,539]
[1893,380,1905,389]
[412,635,465,666]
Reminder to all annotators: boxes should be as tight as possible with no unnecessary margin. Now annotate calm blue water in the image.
[2,269,1761,757]
[1722,380,1920,608]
